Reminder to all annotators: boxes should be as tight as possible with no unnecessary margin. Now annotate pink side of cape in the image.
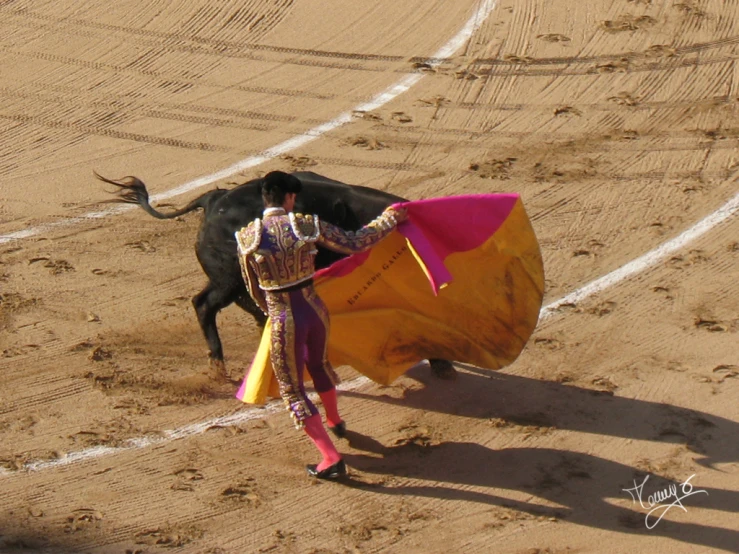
[315,194,519,292]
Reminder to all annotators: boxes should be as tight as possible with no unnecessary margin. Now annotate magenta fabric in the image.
[314,194,520,293]
[303,413,342,470]
[397,193,519,256]
[318,388,342,428]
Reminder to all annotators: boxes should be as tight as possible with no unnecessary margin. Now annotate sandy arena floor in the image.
[1,0,738,552]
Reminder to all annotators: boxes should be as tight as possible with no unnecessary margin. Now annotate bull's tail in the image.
[94,171,224,220]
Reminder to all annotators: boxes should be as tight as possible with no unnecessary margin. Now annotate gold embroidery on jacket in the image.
[250,215,320,291]
[235,219,262,255]
[316,208,398,255]
[238,210,399,294]
[236,220,268,313]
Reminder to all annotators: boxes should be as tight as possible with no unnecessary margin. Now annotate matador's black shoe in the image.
[328,420,347,439]
[306,459,347,480]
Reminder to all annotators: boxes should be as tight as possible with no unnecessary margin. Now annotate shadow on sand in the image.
[339,365,739,552]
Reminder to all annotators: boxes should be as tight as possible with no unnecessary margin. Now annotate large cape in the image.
[236,194,544,404]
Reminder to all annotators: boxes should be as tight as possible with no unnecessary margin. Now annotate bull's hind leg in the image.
[234,294,268,329]
[192,282,238,382]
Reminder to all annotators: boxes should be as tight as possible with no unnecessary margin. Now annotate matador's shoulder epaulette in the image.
[235,218,262,256]
[289,212,320,242]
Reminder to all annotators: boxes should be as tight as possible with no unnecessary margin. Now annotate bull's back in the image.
[194,172,407,284]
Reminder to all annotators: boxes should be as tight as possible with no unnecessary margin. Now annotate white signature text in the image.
[622,473,708,529]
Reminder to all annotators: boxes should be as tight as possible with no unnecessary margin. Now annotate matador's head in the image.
[262,171,302,210]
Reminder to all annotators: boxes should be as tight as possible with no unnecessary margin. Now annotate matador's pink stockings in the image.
[318,387,342,428]
[303,414,342,471]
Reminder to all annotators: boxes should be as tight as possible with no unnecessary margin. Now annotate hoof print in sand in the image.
[608,92,639,106]
[591,376,618,393]
[503,54,533,64]
[454,69,479,80]
[667,249,709,268]
[64,508,103,533]
[533,337,564,350]
[221,478,261,506]
[537,33,571,43]
[586,300,616,316]
[694,316,729,333]
[391,111,413,123]
[554,105,582,116]
[29,257,75,275]
[644,44,677,58]
[469,158,517,180]
[674,1,707,17]
[392,424,436,448]
[347,136,387,150]
[125,240,157,253]
[351,110,383,121]
[280,154,318,168]
[497,412,556,437]
[599,15,656,33]
[411,60,436,73]
[171,468,204,492]
[712,365,738,384]
[135,525,203,548]
[87,345,112,361]
[596,58,630,73]
[651,285,674,300]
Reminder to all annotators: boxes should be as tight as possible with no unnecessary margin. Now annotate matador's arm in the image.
[243,258,268,315]
[235,221,269,315]
[316,207,400,255]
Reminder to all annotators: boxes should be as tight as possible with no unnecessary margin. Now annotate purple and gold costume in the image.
[235,207,399,428]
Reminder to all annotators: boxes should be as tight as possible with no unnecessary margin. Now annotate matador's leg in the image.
[302,288,340,391]
[268,293,318,429]
[269,291,342,473]
[302,288,343,430]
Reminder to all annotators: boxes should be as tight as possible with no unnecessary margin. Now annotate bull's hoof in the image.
[429,359,457,381]
[208,358,230,383]
[202,381,237,398]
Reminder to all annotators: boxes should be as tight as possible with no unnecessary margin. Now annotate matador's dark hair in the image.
[261,171,302,206]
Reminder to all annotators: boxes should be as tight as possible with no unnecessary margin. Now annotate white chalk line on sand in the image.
[2,190,737,477]
[0,0,499,246]
[14,379,374,475]
[540,190,739,318]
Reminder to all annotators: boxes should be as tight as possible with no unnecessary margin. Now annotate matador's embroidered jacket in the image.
[234,208,399,312]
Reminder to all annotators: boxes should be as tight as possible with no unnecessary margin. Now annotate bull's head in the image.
[331,198,361,230]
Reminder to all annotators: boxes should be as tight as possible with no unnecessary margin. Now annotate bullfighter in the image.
[235,170,405,479]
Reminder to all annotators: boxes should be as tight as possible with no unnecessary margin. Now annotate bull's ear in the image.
[332,199,348,223]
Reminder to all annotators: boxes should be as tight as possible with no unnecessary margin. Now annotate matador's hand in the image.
[392,207,408,223]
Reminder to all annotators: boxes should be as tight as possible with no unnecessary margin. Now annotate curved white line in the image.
[18,378,373,474]
[540,191,739,319]
[2,191,736,477]
[0,0,500,246]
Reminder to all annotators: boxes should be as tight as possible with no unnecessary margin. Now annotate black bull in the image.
[96,171,455,381]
